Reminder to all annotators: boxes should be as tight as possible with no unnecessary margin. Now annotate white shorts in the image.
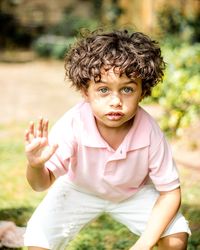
[24,175,191,249]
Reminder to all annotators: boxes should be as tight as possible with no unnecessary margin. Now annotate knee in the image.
[157,232,188,250]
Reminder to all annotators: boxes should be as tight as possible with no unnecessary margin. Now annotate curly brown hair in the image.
[65,29,165,97]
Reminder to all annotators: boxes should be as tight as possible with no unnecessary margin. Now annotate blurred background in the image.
[0,0,200,249]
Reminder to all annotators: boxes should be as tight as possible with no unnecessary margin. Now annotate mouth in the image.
[106,112,124,121]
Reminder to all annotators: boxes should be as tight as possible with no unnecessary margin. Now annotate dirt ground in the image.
[0,59,81,124]
[0,59,199,175]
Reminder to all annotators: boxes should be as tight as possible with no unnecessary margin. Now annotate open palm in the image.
[25,118,58,168]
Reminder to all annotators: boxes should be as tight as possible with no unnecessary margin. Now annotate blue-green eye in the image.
[99,87,109,93]
[122,87,133,93]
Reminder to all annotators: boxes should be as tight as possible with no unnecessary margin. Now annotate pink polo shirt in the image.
[45,101,180,202]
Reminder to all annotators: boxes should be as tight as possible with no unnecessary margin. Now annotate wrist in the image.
[138,233,156,249]
[27,161,45,169]
[131,236,154,250]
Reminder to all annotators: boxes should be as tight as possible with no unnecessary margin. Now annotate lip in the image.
[106,112,124,121]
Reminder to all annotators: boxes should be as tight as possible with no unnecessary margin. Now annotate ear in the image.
[138,93,145,103]
[140,88,147,101]
[139,94,145,102]
[81,88,89,102]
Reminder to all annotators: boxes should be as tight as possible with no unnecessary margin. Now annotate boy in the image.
[24,30,191,250]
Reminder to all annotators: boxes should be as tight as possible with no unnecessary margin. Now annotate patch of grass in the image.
[0,122,199,249]
[0,123,45,214]
[0,207,33,227]
[68,214,139,250]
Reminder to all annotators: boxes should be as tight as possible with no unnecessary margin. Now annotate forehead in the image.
[100,67,141,84]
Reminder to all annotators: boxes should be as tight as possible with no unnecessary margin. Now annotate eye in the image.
[98,87,109,94]
[121,87,133,94]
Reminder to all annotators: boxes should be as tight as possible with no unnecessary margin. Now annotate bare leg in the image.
[157,232,188,250]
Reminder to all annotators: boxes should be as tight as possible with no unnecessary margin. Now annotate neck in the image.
[96,119,134,150]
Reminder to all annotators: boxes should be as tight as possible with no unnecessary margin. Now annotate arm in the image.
[25,118,58,191]
[130,187,181,250]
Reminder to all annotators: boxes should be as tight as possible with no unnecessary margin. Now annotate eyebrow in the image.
[99,79,138,85]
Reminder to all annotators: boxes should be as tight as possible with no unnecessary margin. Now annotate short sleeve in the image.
[149,134,180,192]
[45,113,77,178]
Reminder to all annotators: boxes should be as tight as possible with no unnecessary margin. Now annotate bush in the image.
[0,11,32,48]
[150,42,200,136]
[49,13,99,38]
[32,35,75,59]
[157,6,200,44]
[32,7,99,59]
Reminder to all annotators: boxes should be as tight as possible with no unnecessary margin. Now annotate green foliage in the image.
[32,6,99,59]
[151,42,200,136]
[0,123,45,213]
[157,5,200,44]
[32,35,75,59]
[49,9,99,38]
[0,207,33,227]
[102,0,124,27]
[181,203,200,250]
[68,214,138,250]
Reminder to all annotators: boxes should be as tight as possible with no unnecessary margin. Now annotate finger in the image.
[25,122,35,143]
[36,117,43,137]
[52,143,59,152]
[37,143,58,164]
[43,119,49,138]
[28,121,35,140]
[48,144,59,157]
[24,129,30,144]
[25,138,41,152]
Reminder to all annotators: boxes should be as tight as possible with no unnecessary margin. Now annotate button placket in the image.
[104,161,117,175]
[103,146,127,175]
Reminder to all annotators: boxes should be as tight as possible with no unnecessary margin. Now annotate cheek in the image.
[93,98,105,106]
[91,100,107,116]
[123,98,140,111]
[90,93,107,106]
[88,96,107,113]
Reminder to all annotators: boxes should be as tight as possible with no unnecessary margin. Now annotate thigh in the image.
[157,232,188,250]
[108,185,191,237]
[108,185,159,236]
[24,176,105,249]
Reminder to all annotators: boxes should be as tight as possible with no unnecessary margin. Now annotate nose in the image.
[110,93,122,108]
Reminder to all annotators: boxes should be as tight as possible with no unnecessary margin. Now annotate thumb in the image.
[52,143,59,152]
[42,144,59,163]
[49,143,59,157]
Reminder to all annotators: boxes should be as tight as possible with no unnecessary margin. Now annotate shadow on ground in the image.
[0,207,33,227]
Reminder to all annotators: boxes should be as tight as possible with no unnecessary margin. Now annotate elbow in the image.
[26,172,51,192]
[30,184,49,192]
[26,166,54,192]
[27,179,49,192]
[160,187,182,210]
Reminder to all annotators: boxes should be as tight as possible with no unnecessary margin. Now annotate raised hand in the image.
[25,118,58,168]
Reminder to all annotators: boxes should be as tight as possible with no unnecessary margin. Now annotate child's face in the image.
[83,68,143,131]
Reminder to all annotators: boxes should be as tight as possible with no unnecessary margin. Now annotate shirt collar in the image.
[123,106,150,151]
[80,102,107,148]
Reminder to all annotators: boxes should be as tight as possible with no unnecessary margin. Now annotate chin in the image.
[104,120,127,128]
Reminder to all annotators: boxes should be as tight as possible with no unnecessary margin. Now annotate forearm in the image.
[26,163,55,191]
[137,188,181,248]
